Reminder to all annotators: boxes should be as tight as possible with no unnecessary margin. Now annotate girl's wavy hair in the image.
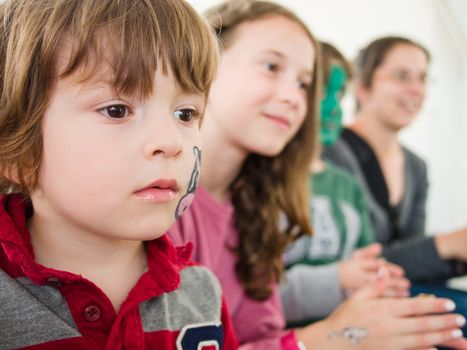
[0,0,218,195]
[205,0,321,300]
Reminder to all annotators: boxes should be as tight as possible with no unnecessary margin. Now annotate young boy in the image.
[0,0,237,349]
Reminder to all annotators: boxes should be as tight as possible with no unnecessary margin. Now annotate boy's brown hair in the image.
[0,0,219,195]
[205,0,321,300]
[320,41,352,90]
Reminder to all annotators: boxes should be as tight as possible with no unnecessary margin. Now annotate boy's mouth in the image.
[134,179,179,202]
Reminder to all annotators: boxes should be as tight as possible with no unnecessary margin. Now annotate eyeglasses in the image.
[375,70,428,86]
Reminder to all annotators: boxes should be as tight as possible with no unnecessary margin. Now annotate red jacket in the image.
[0,194,238,349]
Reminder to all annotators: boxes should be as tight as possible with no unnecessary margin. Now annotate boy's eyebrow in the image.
[75,82,115,98]
[72,79,207,107]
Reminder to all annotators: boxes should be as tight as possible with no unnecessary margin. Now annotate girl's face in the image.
[359,43,428,131]
[30,64,204,242]
[205,15,315,157]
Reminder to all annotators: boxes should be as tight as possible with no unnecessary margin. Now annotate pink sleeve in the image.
[280,331,302,350]
[234,287,300,350]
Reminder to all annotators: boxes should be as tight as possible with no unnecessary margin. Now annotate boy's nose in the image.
[142,115,183,159]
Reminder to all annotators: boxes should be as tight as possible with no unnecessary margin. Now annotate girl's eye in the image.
[265,62,279,72]
[174,108,199,123]
[100,104,129,119]
[298,81,310,90]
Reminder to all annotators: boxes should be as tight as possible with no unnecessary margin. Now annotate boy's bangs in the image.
[59,0,218,99]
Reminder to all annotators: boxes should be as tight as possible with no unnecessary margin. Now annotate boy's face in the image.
[320,64,347,146]
[30,66,204,241]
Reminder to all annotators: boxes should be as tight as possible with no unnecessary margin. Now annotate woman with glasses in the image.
[324,37,467,332]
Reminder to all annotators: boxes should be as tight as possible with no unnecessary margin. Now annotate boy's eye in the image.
[100,104,128,119]
[174,108,199,123]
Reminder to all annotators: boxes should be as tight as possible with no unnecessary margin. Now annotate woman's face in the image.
[204,15,315,157]
[359,43,428,131]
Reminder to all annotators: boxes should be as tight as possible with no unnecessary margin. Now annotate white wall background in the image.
[188,0,467,235]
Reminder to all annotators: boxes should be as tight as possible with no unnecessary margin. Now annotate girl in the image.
[169,2,467,349]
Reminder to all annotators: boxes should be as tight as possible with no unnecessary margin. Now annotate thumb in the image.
[351,266,389,300]
[352,243,382,260]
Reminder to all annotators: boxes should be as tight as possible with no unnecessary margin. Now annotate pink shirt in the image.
[168,186,300,350]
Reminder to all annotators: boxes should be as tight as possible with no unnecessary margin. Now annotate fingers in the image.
[383,287,410,298]
[352,243,382,259]
[354,258,385,272]
[351,266,389,300]
[385,261,406,278]
[387,275,410,289]
[384,276,411,297]
[439,337,467,350]
[350,247,406,280]
[390,297,457,317]
[398,328,464,349]
[396,314,466,335]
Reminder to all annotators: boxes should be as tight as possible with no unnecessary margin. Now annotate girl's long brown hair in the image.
[205,0,321,300]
